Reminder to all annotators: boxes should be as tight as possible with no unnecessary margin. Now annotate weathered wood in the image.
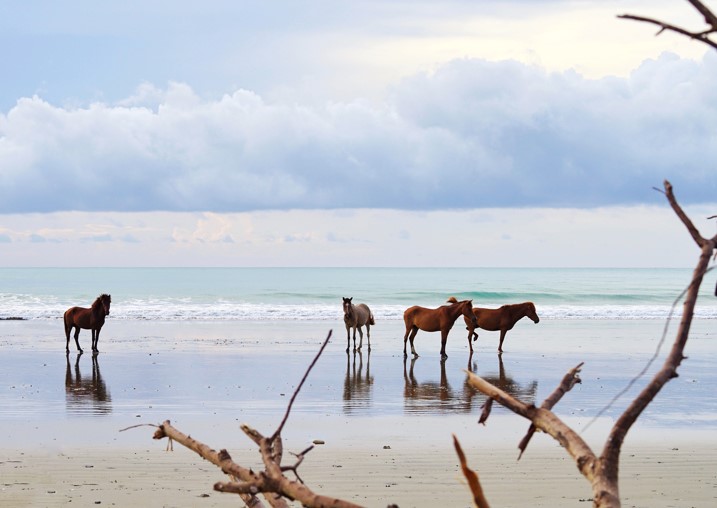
[465,180,717,507]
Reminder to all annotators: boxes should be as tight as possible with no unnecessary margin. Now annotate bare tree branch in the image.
[453,434,490,508]
[518,362,583,459]
[602,182,717,469]
[617,14,717,49]
[464,371,598,481]
[146,331,366,508]
[687,0,717,28]
[465,180,717,507]
[619,0,717,50]
[272,330,332,441]
[153,421,273,507]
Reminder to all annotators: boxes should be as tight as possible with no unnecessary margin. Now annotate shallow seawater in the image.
[0,319,715,450]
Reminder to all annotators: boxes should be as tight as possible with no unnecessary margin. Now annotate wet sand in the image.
[1,319,716,506]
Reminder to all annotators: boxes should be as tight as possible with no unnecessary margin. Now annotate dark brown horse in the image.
[464,301,539,353]
[64,294,111,353]
[343,297,375,352]
[403,296,477,359]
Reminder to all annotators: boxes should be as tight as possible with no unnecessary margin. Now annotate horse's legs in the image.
[408,328,420,357]
[356,326,364,351]
[498,330,507,353]
[73,327,83,354]
[92,329,98,352]
[64,318,71,352]
[366,324,371,352]
[440,330,449,359]
[403,326,414,357]
[345,323,351,353]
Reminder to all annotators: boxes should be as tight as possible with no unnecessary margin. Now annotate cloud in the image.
[1,205,712,268]
[1,52,715,214]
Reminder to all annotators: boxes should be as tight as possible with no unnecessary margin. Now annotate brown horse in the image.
[464,301,539,353]
[64,294,112,353]
[343,297,375,352]
[403,297,477,359]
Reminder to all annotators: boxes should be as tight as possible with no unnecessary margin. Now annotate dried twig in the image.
[518,362,583,459]
[453,434,490,508]
[147,330,364,508]
[272,330,332,441]
[619,0,717,50]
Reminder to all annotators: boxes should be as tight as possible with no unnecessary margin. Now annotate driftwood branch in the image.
[148,331,365,508]
[517,362,583,459]
[153,421,271,507]
[619,0,717,50]
[464,371,598,480]
[453,434,490,508]
[272,330,332,441]
[602,182,717,464]
[465,181,717,507]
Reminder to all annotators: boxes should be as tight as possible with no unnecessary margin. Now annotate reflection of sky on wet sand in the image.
[0,319,715,450]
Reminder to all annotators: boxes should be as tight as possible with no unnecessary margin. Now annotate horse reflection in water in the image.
[65,353,112,415]
[403,353,538,415]
[343,350,374,414]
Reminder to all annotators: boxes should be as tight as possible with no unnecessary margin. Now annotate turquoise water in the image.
[1,267,716,320]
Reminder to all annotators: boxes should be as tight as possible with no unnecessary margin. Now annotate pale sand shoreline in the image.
[2,442,716,507]
[1,319,716,506]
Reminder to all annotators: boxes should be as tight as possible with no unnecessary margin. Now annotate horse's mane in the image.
[447,296,473,305]
[92,294,111,308]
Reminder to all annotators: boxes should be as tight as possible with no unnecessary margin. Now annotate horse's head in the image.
[455,298,477,327]
[525,302,539,323]
[342,297,353,319]
[99,294,112,316]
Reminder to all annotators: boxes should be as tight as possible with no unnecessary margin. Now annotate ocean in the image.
[1,267,716,321]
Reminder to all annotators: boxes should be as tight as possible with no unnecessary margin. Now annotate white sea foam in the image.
[2,300,716,321]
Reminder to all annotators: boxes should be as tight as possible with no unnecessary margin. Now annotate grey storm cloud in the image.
[1,52,715,214]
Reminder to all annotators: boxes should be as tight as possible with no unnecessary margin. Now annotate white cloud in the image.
[0,204,712,267]
[1,52,716,214]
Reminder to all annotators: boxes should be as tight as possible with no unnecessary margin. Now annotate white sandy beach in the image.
[1,319,716,507]
[2,442,716,507]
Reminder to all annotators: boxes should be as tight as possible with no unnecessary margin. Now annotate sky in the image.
[1,0,716,267]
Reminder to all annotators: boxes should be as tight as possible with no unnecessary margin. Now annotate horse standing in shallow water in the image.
[343,297,375,352]
[403,297,477,359]
[463,301,539,353]
[64,294,112,353]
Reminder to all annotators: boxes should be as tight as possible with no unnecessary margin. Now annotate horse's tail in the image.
[368,313,375,326]
[63,309,71,338]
